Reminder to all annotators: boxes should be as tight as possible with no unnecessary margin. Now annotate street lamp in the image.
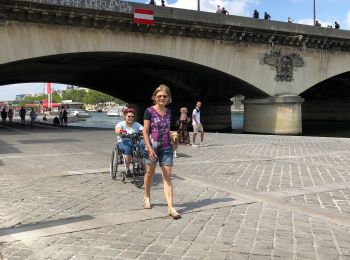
[313,0,316,25]
[198,0,200,11]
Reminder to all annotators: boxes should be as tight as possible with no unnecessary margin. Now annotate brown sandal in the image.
[168,208,181,219]
[143,198,152,209]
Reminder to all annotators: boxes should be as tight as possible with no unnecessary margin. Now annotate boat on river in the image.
[106,107,123,117]
[62,101,90,118]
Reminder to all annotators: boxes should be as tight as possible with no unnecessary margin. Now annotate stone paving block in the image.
[145,245,167,254]
[226,252,250,260]
[158,255,183,260]
[250,255,271,260]
[95,249,122,258]
[80,247,102,256]
[117,250,140,259]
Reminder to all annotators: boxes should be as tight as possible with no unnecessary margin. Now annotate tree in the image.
[62,89,86,102]
[83,90,123,105]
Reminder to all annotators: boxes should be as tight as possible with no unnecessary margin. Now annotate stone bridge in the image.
[0,0,350,133]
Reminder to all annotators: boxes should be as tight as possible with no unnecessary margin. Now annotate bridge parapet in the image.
[1,0,349,51]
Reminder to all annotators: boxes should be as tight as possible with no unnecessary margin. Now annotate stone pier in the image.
[243,95,304,135]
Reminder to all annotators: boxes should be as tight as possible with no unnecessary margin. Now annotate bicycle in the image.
[110,132,146,188]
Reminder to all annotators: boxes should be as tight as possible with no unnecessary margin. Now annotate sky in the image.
[0,0,349,101]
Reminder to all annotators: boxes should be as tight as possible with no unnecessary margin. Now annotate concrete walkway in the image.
[1,122,350,259]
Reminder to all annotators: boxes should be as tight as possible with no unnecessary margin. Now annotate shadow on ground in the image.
[0,215,94,236]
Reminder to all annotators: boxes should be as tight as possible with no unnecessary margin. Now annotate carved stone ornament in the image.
[264,51,304,81]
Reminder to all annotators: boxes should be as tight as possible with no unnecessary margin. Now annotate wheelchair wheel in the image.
[132,153,145,188]
[110,147,125,181]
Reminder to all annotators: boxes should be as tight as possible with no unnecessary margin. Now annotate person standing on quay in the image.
[177,107,191,145]
[8,107,14,125]
[192,101,205,146]
[143,84,181,219]
[29,108,36,126]
[1,107,7,123]
[19,106,26,125]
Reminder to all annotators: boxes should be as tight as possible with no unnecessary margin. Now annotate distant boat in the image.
[106,107,122,117]
[62,101,91,118]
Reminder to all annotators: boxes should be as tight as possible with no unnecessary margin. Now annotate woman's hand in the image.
[148,148,157,161]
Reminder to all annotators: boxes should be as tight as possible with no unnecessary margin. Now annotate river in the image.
[69,112,350,138]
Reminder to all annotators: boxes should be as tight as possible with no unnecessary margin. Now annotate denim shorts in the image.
[117,139,146,156]
[145,146,173,166]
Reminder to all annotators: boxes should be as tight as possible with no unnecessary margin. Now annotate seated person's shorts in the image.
[117,139,146,156]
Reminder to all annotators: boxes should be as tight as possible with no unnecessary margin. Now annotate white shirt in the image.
[192,108,201,125]
[115,121,143,143]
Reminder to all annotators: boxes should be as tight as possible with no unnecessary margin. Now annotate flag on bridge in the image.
[134,8,154,25]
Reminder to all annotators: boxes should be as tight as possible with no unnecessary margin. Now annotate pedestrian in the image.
[264,12,271,20]
[192,101,205,146]
[1,107,7,123]
[161,0,165,7]
[59,110,64,125]
[288,17,293,23]
[335,21,340,29]
[143,84,181,219]
[149,0,155,5]
[221,7,229,15]
[19,106,26,125]
[315,20,321,27]
[216,5,221,14]
[29,108,36,126]
[253,9,259,19]
[63,109,68,126]
[8,107,14,125]
[53,116,60,126]
[177,107,191,145]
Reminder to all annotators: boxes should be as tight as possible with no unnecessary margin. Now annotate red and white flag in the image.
[45,83,51,95]
[134,8,154,25]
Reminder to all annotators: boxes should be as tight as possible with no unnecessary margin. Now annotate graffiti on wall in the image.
[22,0,133,13]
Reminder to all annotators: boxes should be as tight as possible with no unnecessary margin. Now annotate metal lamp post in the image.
[313,0,316,25]
[198,0,200,11]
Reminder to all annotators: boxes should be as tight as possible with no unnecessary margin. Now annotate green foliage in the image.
[62,89,86,102]
[18,88,122,106]
[20,91,62,104]
[82,90,123,105]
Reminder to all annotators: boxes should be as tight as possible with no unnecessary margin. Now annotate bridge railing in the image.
[16,0,135,13]
[6,0,350,51]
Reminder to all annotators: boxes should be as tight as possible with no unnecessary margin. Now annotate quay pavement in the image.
[1,122,350,259]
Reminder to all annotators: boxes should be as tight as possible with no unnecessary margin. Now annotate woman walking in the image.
[177,107,191,145]
[143,84,181,219]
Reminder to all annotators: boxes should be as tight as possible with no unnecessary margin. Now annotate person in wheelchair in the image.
[114,108,145,177]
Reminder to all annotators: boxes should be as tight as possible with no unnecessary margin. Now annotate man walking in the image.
[19,106,26,125]
[192,101,205,146]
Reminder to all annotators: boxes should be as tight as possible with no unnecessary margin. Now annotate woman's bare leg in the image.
[144,163,156,199]
[161,165,174,209]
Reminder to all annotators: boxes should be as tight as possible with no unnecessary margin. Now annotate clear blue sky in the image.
[140,0,350,27]
[0,0,349,101]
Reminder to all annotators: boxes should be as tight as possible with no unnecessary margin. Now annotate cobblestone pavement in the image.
[1,123,350,259]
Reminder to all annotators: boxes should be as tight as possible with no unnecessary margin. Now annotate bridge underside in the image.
[0,52,267,102]
[0,52,268,131]
[301,71,350,122]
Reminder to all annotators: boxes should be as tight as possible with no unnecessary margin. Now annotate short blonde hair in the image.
[151,84,172,105]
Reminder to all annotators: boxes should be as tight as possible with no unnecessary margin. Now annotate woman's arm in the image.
[143,119,157,160]
[114,124,124,136]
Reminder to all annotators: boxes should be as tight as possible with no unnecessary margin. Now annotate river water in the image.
[70,112,350,138]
